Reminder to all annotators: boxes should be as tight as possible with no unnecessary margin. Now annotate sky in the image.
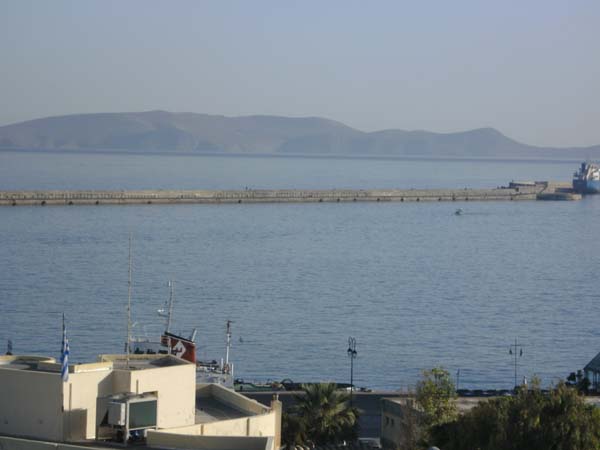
[1,0,599,147]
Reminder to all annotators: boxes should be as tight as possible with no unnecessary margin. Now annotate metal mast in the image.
[166,280,174,333]
[225,320,232,366]
[126,234,132,368]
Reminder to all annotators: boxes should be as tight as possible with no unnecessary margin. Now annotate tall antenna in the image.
[166,280,174,333]
[126,234,133,368]
[225,320,233,366]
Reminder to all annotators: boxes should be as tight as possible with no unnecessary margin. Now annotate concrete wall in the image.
[0,186,542,206]
[0,436,117,450]
[202,413,276,438]
[0,361,115,441]
[380,398,421,450]
[164,413,277,438]
[0,368,64,441]
[186,385,280,448]
[118,363,196,429]
[158,391,280,450]
[0,434,270,450]
[198,383,270,415]
[97,354,196,430]
[204,418,250,436]
[62,366,113,440]
[146,432,271,450]
[0,355,195,443]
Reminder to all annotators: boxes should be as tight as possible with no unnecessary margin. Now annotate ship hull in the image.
[573,179,600,194]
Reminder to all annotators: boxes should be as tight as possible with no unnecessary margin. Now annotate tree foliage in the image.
[416,367,458,428]
[282,383,359,447]
[430,382,600,450]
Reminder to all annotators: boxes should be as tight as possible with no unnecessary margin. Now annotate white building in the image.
[0,353,281,450]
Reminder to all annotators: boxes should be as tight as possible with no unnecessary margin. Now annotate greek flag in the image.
[60,314,69,382]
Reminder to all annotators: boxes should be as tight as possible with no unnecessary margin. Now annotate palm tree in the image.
[283,383,359,447]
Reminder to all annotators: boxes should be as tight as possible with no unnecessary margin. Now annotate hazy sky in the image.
[1,1,599,147]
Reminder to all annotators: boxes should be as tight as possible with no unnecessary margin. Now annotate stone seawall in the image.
[0,187,543,206]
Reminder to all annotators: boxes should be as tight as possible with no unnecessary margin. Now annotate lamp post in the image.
[347,336,357,407]
[456,369,460,392]
[509,338,523,390]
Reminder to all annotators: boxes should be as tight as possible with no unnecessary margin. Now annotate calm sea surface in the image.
[1,151,599,390]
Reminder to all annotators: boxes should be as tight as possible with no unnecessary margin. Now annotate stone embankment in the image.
[535,182,582,201]
[0,186,546,206]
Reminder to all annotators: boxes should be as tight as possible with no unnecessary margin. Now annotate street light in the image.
[456,369,460,392]
[509,338,524,390]
[347,336,357,407]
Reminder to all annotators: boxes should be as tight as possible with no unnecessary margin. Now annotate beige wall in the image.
[0,362,114,441]
[0,435,118,450]
[381,398,421,450]
[1,356,195,443]
[146,432,271,450]
[0,368,64,441]
[247,413,277,437]
[120,363,196,429]
[164,412,277,438]
[198,383,269,415]
[204,418,250,436]
[147,384,280,450]
[62,366,113,440]
[110,367,131,393]
[154,409,278,450]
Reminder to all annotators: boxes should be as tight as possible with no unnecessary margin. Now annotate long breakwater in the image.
[0,185,553,206]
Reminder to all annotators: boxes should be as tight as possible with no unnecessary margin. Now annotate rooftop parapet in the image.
[98,353,191,370]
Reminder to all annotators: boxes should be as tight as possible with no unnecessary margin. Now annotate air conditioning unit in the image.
[108,401,126,426]
[102,392,158,444]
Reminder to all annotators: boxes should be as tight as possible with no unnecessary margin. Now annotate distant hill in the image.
[1,110,599,159]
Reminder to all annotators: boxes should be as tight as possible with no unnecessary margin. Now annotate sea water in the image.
[0,151,598,390]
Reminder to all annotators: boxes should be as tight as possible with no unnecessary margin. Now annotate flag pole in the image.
[60,312,69,382]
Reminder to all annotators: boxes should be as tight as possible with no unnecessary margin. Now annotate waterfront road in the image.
[243,390,403,439]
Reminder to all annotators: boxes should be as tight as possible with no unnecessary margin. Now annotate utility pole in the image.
[347,336,357,407]
[509,338,523,390]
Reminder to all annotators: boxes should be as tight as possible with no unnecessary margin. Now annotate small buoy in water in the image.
[239,336,244,343]
[455,208,463,216]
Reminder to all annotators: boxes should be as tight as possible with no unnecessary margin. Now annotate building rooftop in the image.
[0,355,55,371]
[99,353,191,370]
[195,395,252,423]
[585,351,600,372]
[0,353,190,376]
[195,383,270,424]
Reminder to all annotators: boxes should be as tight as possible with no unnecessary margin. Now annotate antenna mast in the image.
[126,234,132,368]
[225,320,232,366]
[166,281,174,333]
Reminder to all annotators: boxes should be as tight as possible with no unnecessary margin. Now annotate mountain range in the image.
[1,110,599,159]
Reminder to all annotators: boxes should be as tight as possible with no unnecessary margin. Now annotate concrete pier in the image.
[535,182,582,201]
[0,186,546,206]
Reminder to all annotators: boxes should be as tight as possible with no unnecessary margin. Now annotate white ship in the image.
[129,281,234,388]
